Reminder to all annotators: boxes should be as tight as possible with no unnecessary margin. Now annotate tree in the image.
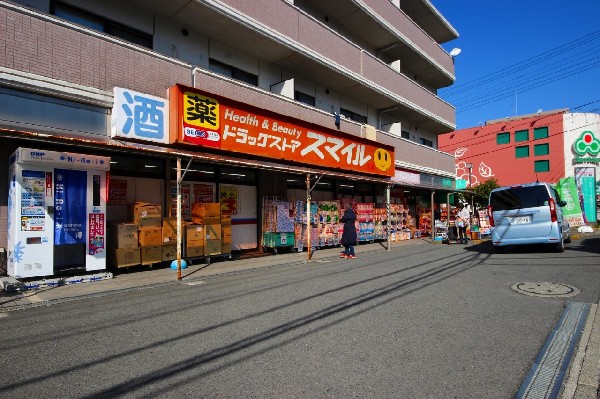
[459,178,501,210]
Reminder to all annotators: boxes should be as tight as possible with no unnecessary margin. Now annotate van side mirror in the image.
[559,200,567,207]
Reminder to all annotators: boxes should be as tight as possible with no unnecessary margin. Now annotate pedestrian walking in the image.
[340,202,357,259]
[456,203,470,244]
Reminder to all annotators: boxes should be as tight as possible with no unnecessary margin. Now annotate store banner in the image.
[556,177,585,226]
[575,167,597,223]
[111,87,170,144]
[55,169,87,245]
[169,84,395,177]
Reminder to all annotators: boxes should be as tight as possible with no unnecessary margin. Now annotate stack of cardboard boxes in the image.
[186,202,231,257]
[108,201,232,268]
[108,202,169,268]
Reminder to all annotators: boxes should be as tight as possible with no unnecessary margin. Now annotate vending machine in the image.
[7,148,110,278]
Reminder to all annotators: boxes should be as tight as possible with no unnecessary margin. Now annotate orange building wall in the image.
[438,113,566,187]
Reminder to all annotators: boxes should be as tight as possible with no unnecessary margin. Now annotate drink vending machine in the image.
[7,148,110,278]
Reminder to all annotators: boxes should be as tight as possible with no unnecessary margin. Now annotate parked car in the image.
[488,182,571,253]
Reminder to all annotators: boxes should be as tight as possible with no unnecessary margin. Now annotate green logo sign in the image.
[573,130,600,156]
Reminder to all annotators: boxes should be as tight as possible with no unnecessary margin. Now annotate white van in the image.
[487,182,571,253]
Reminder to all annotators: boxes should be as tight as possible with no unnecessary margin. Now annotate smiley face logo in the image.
[373,148,392,172]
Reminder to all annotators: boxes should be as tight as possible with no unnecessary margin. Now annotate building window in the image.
[295,91,315,107]
[496,132,510,145]
[534,143,550,156]
[515,130,529,142]
[419,138,433,147]
[209,59,258,86]
[401,131,410,139]
[339,108,367,124]
[534,160,550,173]
[515,146,530,158]
[533,126,549,140]
[52,2,152,48]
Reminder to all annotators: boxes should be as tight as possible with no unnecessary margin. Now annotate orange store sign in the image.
[169,84,394,177]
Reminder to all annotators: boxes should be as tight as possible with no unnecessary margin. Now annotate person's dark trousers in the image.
[343,244,356,257]
[458,227,468,244]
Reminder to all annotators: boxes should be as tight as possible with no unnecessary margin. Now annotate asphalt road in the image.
[0,236,599,398]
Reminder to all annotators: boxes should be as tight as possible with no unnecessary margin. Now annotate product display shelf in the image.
[355,202,375,243]
[261,196,295,254]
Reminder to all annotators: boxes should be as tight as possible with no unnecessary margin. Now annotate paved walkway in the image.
[0,237,598,398]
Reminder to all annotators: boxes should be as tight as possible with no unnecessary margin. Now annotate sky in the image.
[434,0,600,130]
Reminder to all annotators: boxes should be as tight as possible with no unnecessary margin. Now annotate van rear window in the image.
[490,186,550,211]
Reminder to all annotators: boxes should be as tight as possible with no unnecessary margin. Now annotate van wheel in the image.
[493,246,504,254]
[555,238,565,253]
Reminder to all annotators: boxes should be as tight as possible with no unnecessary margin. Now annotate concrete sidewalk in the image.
[0,240,410,311]
[0,237,598,398]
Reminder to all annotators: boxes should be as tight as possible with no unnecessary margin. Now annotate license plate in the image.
[511,216,530,224]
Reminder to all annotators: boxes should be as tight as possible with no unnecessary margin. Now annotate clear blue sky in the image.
[435,0,600,130]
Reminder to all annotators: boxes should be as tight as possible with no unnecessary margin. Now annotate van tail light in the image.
[549,198,557,222]
[487,205,494,227]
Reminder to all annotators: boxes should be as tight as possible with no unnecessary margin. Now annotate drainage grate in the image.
[512,282,580,298]
[515,302,590,399]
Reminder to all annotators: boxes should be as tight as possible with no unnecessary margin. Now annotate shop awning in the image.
[1,128,397,185]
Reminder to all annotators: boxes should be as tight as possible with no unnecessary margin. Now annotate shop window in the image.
[209,59,258,86]
[110,154,164,178]
[534,143,550,156]
[534,126,549,140]
[220,167,256,184]
[515,146,529,158]
[170,162,216,181]
[534,160,550,173]
[337,181,355,193]
[515,130,529,142]
[295,91,315,107]
[339,108,367,124]
[496,132,510,145]
[53,2,152,48]
[419,138,433,147]
[286,176,305,189]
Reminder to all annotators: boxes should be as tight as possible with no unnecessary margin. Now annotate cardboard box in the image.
[109,248,140,268]
[220,215,232,227]
[185,224,204,243]
[222,225,231,244]
[221,243,231,254]
[129,202,162,228]
[202,216,221,226]
[138,227,163,247]
[108,223,138,249]
[191,202,220,223]
[162,217,177,243]
[205,224,221,240]
[161,244,178,261]
[141,245,162,265]
[185,245,204,257]
[205,239,221,255]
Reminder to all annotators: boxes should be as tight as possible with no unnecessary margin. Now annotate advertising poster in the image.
[170,183,191,218]
[194,183,214,203]
[88,213,105,255]
[220,185,238,215]
[21,170,46,216]
[21,216,45,231]
[557,177,585,226]
[55,169,87,245]
[108,178,128,205]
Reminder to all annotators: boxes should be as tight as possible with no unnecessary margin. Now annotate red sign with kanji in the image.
[169,84,394,177]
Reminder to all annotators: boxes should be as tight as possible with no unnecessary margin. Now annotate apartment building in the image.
[0,0,459,272]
